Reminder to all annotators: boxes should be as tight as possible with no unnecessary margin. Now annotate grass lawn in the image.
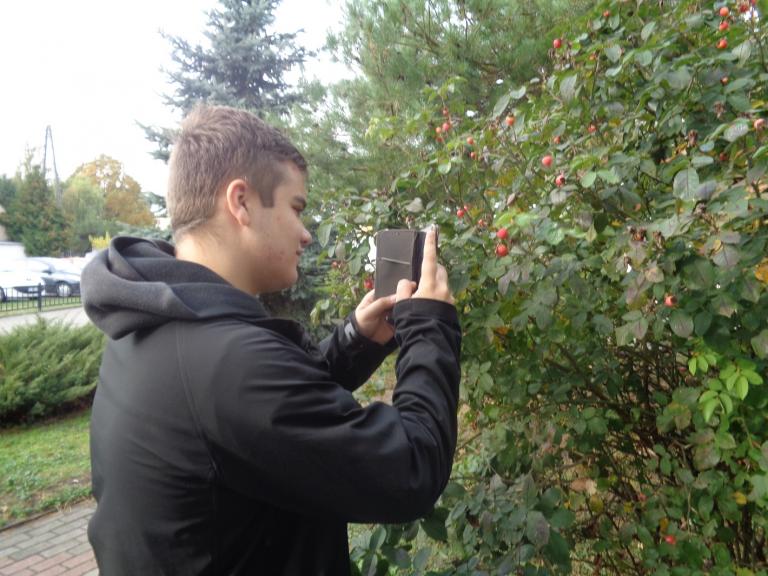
[0,409,91,529]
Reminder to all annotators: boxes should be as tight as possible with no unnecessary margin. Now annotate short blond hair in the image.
[167,105,307,239]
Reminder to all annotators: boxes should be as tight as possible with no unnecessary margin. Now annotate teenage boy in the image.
[81,105,461,575]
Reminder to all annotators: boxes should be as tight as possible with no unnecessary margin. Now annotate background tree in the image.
[62,175,109,254]
[0,175,18,210]
[142,0,310,161]
[0,164,71,256]
[69,155,155,228]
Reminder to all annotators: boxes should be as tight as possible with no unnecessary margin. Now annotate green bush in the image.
[0,320,105,425]
[318,0,768,573]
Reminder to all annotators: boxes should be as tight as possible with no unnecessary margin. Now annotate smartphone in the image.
[373,227,437,299]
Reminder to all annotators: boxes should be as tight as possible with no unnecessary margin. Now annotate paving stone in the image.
[0,502,95,576]
[26,552,68,572]
[0,553,43,574]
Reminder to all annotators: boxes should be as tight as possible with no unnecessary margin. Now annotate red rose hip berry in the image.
[496,228,508,240]
[495,244,509,257]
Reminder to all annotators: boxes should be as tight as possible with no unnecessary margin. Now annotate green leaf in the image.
[743,370,763,386]
[369,526,386,550]
[641,21,656,41]
[670,310,694,338]
[437,160,452,175]
[694,312,712,336]
[509,86,527,100]
[694,443,721,471]
[349,255,362,276]
[673,168,700,200]
[666,66,691,91]
[605,44,622,63]
[721,393,733,415]
[548,508,575,529]
[735,376,749,400]
[317,222,333,248]
[597,169,620,184]
[733,39,753,65]
[580,171,597,188]
[689,357,697,375]
[559,74,578,102]
[635,50,653,67]
[525,511,550,548]
[684,259,714,290]
[751,329,768,359]
[543,531,571,566]
[404,197,423,213]
[420,514,447,542]
[492,92,511,118]
[724,77,755,94]
[545,227,565,245]
[749,474,768,503]
[413,548,431,572]
[712,245,740,268]
[724,121,750,143]
[692,155,714,168]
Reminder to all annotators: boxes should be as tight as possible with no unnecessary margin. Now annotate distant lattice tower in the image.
[42,125,63,205]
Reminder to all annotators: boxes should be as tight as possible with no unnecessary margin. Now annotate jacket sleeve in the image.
[181,298,461,524]
[317,314,398,392]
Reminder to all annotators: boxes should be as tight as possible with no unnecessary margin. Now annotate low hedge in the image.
[0,320,105,425]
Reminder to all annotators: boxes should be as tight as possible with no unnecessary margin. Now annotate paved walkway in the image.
[0,307,90,334]
[0,500,97,575]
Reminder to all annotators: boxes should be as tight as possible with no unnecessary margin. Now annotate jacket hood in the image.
[82,236,269,339]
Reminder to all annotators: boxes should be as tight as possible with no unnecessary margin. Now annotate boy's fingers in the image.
[364,291,396,314]
[419,226,438,282]
[395,279,416,302]
[360,290,376,306]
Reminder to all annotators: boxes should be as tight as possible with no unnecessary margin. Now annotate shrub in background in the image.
[0,320,105,425]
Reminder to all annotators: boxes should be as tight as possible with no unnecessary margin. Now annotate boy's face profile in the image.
[243,162,312,294]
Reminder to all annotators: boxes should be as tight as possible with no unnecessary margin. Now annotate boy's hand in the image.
[354,226,453,344]
[413,226,453,304]
[354,290,397,344]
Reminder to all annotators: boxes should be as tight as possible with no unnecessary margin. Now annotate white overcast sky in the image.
[0,0,351,195]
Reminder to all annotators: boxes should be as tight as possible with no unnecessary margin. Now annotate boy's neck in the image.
[176,233,256,295]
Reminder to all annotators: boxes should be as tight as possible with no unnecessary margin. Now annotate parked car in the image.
[0,268,44,301]
[23,258,82,298]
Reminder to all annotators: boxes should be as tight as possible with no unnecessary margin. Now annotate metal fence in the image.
[0,284,81,313]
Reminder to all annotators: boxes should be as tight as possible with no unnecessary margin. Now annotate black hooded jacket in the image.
[81,237,461,575]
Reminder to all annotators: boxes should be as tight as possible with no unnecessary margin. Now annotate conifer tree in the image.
[143,0,309,160]
[0,165,71,256]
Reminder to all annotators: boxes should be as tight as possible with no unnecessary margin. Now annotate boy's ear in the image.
[224,178,252,227]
